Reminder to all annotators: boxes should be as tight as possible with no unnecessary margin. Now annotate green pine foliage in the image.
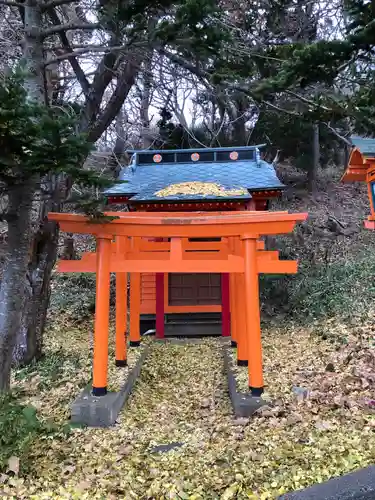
[99,0,229,58]
[0,71,123,219]
[252,110,345,165]
[0,71,112,190]
[156,0,228,57]
[252,1,375,132]
[0,72,87,184]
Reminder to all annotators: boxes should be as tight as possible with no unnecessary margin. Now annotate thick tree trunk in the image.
[308,122,319,192]
[23,0,44,102]
[62,234,76,260]
[140,56,153,148]
[14,172,63,365]
[14,218,60,364]
[15,66,142,365]
[7,0,54,368]
[0,182,35,390]
[16,76,141,366]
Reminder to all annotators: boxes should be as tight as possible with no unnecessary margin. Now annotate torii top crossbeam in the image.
[49,210,305,238]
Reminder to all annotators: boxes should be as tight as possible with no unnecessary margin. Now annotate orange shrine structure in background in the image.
[49,210,307,397]
[342,136,375,229]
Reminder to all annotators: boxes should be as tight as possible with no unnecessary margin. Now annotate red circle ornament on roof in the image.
[153,154,162,163]
[230,151,239,160]
[191,153,200,162]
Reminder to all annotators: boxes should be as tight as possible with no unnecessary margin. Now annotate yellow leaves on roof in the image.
[155,181,248,198]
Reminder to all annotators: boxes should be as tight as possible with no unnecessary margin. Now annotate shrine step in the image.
[164,320,222,337]
[166,312,221,323]
[140,313,223,337]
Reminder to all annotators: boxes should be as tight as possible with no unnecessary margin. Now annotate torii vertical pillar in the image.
[233,238,248,365]
[92,235,112,396]
[130,272,141,347]
[243,236,264,396]
[115,236,128,366]
[229,238,237,348]
[236,271,248,366]
[221,273,230,337]
[155,273,165,339]
[229,273,237,347]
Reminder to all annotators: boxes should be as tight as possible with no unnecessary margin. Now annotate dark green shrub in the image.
[0,394,49,472]
[261,255,375,322]
[251,109,345,166]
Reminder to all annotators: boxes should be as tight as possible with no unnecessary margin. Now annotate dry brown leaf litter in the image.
[155,182,248,198]
[4,318,375,499]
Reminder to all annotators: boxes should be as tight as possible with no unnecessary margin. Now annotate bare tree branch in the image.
[82,33,126,131]
[87,57,143,143]
[46,7,90,97]
[323,122,351,145]
[0,0,24,7]
[160,48,210,84]
[265,101,351,146]
[41,22,99,38]
[44,44,131,65]
[160,48,260,101]
[284,89,331,111]
[264,100,300,116]
[42,0,76,9]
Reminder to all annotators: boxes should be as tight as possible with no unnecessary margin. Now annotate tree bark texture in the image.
[16,68,141,367]
[140,56,153,148]
[308,122,320,192]
[15,213,60,364]
[0,182,35,390]
[0,0,44,388]
[4,0,64,369]
[23,0,44,102]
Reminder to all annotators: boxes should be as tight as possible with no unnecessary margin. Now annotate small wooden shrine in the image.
[104,145,285,335]
[341,136,375,229]
[48,144,308,400]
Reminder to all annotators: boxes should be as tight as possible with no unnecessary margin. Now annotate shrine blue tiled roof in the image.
[104,146,284,201]
[351,136,375,158]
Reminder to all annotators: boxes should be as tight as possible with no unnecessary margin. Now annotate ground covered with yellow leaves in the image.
[3,316,375,499]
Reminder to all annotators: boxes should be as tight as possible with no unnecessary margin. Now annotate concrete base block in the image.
[223,346,267,417]
[71,346,150,427]
[231,391,266,417]
[71,389,123,427]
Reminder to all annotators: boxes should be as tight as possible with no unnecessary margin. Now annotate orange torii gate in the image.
[341,138,375,229]
[49,210,307,399]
